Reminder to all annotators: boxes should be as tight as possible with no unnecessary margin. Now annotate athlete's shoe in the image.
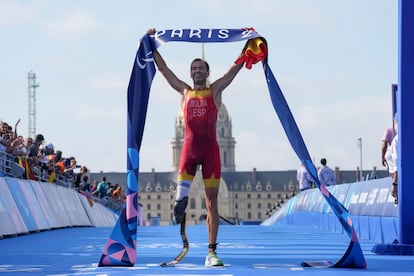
[205,252,223,266]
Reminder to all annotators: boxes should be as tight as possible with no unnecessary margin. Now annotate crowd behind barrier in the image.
[262,177,399,245]
[0,119,125,213]
[0,148,124,213]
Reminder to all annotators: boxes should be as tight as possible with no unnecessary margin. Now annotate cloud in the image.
[75,102,125,125]
[140,140,174,172]
[88,71,127,96]
[44,8,102,42]
[236,130,297,170]
[0,1,36,25]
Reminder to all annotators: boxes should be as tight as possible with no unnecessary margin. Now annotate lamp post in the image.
[357,138,363,180]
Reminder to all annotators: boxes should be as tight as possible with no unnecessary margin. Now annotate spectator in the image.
[0,121,8,137]
[0,122,14,153]
[112,183,121,200]
[10,135,26,157]
[23,137,33,156]
[1,119,21,154]
[38,144,50,179]
[106,182,114,197]
[90,179,99,194]
[381,114,398,204]
[45,143,55,156]
[297,163,313,192]
[28,134,45,171]
[381,118,397,173]
[63,157,78,187]
[317,158,336,186]
[79,175,90,192]
[387,114,399,204]
[94,176,109,199]
[54,150,65,173]
[73,165,88,188]
[14,137,35,180]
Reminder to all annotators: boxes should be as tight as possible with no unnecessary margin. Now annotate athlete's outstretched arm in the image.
[148,29,190,94]
[210,53,244,107]
[210,60,244,94]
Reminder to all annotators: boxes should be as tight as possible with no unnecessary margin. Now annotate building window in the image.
[257,194,261,199]
[147,213,151,220]
[258,212,262,219]
[247,194,251,199]
[147,204,151,210]
[247,212,251,219]
[157,195,161,200]
[201,197,206,209]
[257,203,262,209]
[170,195,174,200]
[157,204,161,210]
[147,194,151,200]
[235,194,238,199]
[190,198,196,209]
[267,194,271,199]
[235,203,238,209]
[247,203,251,209]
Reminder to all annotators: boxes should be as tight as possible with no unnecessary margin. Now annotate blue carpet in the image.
[1,224,413,275]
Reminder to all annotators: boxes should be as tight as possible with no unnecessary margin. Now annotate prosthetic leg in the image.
[160,197,189,266]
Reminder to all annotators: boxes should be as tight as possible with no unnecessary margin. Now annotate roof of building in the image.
[90,168,389,193]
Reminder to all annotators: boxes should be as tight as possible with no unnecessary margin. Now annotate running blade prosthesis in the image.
[160,213,189,267]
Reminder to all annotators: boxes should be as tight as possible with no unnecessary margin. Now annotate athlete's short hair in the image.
[191,58,210,72]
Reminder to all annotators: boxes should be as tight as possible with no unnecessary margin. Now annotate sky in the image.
[1,1,398,174]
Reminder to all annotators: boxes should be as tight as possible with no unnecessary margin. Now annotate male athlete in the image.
[147,28,245,266]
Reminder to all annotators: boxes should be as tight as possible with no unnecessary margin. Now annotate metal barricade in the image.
[0,151,18,177]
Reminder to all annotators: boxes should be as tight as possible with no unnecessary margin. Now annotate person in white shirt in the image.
[388,115,398,204]
[297,163,313,191]
[318,158,336,186]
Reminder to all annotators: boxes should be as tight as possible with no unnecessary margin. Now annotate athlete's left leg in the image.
[204,184,220,250]
[202,142,221,253]
[204,180,223,267]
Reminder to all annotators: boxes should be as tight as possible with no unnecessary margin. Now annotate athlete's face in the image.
[190,60,209,85]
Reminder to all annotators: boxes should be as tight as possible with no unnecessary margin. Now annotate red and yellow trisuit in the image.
[176,88,220,200]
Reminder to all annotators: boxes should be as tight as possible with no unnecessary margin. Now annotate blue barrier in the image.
[5,177,49,232]
[0,178,27,236]
[263,177,398,244]
[0,176,118,237]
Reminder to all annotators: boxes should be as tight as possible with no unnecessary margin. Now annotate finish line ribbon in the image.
[98,28,367,269]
